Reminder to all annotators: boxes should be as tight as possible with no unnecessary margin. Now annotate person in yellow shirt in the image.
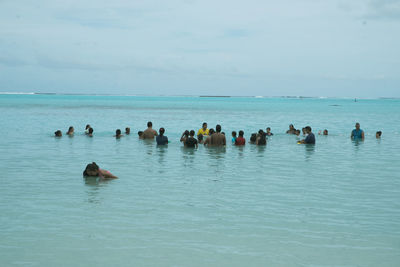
[197,122,209,137]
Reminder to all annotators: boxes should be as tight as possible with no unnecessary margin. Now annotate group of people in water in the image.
[80,122,382,179]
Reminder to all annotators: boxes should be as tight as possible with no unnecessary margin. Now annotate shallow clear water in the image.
[0,95,399,266]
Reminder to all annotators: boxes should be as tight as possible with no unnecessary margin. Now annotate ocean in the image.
[0,94,399,266]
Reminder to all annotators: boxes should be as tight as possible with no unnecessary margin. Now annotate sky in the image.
[0,0,399,97]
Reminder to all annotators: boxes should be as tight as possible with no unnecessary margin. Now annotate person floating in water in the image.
[266,127,273,136]
[54,130,62,137]
[286,124,297,134]
[204,124,226,146]
[318,129,328,135]
[231,131,237,144]
[351,122,364,140]
[197,122,209,138]
[85,124,91,134]
[142,121,158,139]
[114,129,123,138]
[125,127,130,135]
[66,126,74,136]
[299,126,315,144]
[235,130,246,146]
[376,131,382,139]
[156,127,168,145]
[185,130,198,148]
[83,162,117,179]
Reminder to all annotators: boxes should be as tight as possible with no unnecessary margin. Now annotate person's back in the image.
[143,121,158,139]
[156,127,168,145]
[235,130,245,146]
[209,124,226,146]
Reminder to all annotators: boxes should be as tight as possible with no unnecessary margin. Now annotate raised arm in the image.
[100,169,118,179]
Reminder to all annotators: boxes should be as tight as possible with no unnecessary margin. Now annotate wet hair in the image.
[216,124,221,133]
[67,126,73,134]
[198,134,203,141]
[83,162,99,177]
[250,133,257,142]
[88,127,93,134]
[202,122,207,127]
[116,129,121,135]
[221,132,225,135]
[289,124,294,128]
[159,127,165,136]
[323,129,328,135]
[189,130,195,136]
[138,131,143,136]
[85,124,90,130]
[182,130,189,137]
[296,129,301,135]
[239,130,244,137]
[258,129,264,135]
[376,131,382,137]
[209,128,215,135]
[266,127,271,131]
[125,127,130,134]
[232,131,237,137]
[54,130,62,137]
[147,121,152,127]
[305,126,312,132]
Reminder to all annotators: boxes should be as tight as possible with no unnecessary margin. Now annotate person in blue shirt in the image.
[156,128,168,145]
[299,126,315,144]
[351,122,365,140]
[231,131,237,144]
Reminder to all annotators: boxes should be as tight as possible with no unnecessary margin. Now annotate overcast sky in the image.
[0,0,399,97]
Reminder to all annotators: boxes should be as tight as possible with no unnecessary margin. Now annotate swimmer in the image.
[235,130,246,146]
[125,127,130,135]
[286,124,296,134]
[266,127,273,136]
[66,126,74,136]
[249,133,257,144]
[231,131,237,144]
[302,127,306,136]
[87,127,93,137]
[376,131,382,139]
[351,122,364,140]
[206,124,226,146]
[85,124,91,134]
[180,130,190,145]
[156,127,168,145]
[142,121,158,139]
[185,130,198,148]
[198,134,204,144]
[295,129,301,136]
[318,129,328,135]
[83,162,117,179]
[256,129,267,145]
[197,122,209,137]
[138,131,144,139]
[54,130,62,137]
[114,129,123,138]
[299,126,315,144]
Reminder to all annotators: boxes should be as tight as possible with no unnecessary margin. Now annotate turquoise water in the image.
[1,94,399,266]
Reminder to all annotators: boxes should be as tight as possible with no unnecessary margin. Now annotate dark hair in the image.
[125,127,130,132]
[88,127,93,134]
[266,127,271,131]
[198,134,203,141]
[159,127,165,136]
[182,130,189,137]
[138,131,143,136]
[250,133,257,142]
[376,131,382,136]
[209,128,215,135]
[216,124,221,132]
[85,124,90,130]
[239,130,244,137]
[232,131,237,137]
[306,126,312,132]
[83,162,99,177]
[116,129,121,135]
[147,121,152,127]
[67,126,73,134]
[202,122,207,127]
[189,130,195,136]
[258,129,264,135]
[55,130,62,137]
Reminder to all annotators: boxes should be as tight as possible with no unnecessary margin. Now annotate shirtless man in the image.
[142,121,158,139]
[205,124,226,146]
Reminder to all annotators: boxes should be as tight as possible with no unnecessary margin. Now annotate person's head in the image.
[88,127,93,134]
[83,162,100,177]
[138,131,143,137]
[147,121,152,128]
[239,130,244,137]
[216,124,221,133]
[125,127,130,134]
[189,130,195,137]
[295,129,301,136]
[159,127,165,136]
[376,131,382,138]
[323,129,328,135]
[116,129,121,136]
[55,130,62,137]
[183,130,189,137]
[209,128,215,135]
[85,124,90,130]
[198,133,203,141]
[355,122,360,130]
[305,126,312,133]
[232,131,237,137]
[67,126,74,133]
[250,133,257,142]
[289,124,294,130]
[302,127,306,134]
[202,122,207,130]
[266,127,271,133]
